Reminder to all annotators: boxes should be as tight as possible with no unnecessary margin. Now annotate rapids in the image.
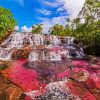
[0,32,85,61]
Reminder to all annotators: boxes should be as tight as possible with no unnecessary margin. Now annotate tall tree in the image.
[64,24,72,36]
[32,24,43,34]
[49,24,65,36]
[71,0,100,55]
[0,7,16,41]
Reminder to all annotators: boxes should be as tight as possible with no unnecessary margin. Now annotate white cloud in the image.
[15,0,85,34]
[40,0,85,33]
[57,7,64,12]
[42,1,62,7]
[21,26,32,32]
[38,9,52,15]
[40,16,67,34]
[57,0,85,19]
[42,0,85,19]
[14,26,19,31]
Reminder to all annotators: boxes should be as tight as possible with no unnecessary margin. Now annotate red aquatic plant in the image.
[1,59,100,100]
[2,59,47,92]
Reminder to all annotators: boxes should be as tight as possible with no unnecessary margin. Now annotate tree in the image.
[50,0,100,56]
[71,0,100,56]
[32,24,43,34]
[0,7,16,41]
[49,24,65,36]
[64,24,72,36]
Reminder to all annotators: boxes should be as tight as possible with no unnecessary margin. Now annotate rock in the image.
[0,89,8,100]
[35,81,79,100]
[83,55,98,63]
[0,30,13,44]
[0,64,8,70]
[0,76,24,100]
[71,71,89,82]
[0,61,11,70]
[12,46,33,59]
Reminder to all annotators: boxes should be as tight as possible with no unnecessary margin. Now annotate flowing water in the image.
[0,32,100,100]
[0,32,85,61]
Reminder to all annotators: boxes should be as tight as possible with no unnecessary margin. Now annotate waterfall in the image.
[28,51,38,61]
[0,48,13,61]
[2,32,25,49]
[49,51,62,61]
[50,35,61,45]
[33,34,44,45]
[0,32,85,61]
[64,37,75,44]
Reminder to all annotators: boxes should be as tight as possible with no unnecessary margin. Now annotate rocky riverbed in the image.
[0,58,100,100]
[0,32,100,100]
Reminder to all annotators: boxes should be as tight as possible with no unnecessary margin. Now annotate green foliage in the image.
[50,0,100,56]
[49,18,72,36]
[49,24,72,36]
[0,7,16,40]
[71,0,100,56]
[32,24,43,34]
[72,19,100,55]
[64,25,72,36]
[50,24,64,36]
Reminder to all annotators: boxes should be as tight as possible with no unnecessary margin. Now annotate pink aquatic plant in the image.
[2,59,47,92]
[72,60,89,67]
[1,59,100,100]
[83,92,96,100]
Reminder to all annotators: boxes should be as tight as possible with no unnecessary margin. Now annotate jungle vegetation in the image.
[0,7,16,42]
[49,0,100,56]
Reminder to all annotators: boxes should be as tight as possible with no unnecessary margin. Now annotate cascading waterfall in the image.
[0,32,85,61]
[0,48,13,61]
[50,35,61,45]
[49,51,62,61]
[1,32,25,49]
[28,51,38,61]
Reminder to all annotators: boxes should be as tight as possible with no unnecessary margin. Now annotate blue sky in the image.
[0,0,85,32]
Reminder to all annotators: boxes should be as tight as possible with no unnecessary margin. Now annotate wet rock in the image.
[0,89,8,100]
[35,81,79,100]
[0,30,13,44]
[83,55,98,63]
[12,46,33,59]
[72,71,89,82]
[0,61,11,70]
[0,64,8,70]
[0,76,24,100]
